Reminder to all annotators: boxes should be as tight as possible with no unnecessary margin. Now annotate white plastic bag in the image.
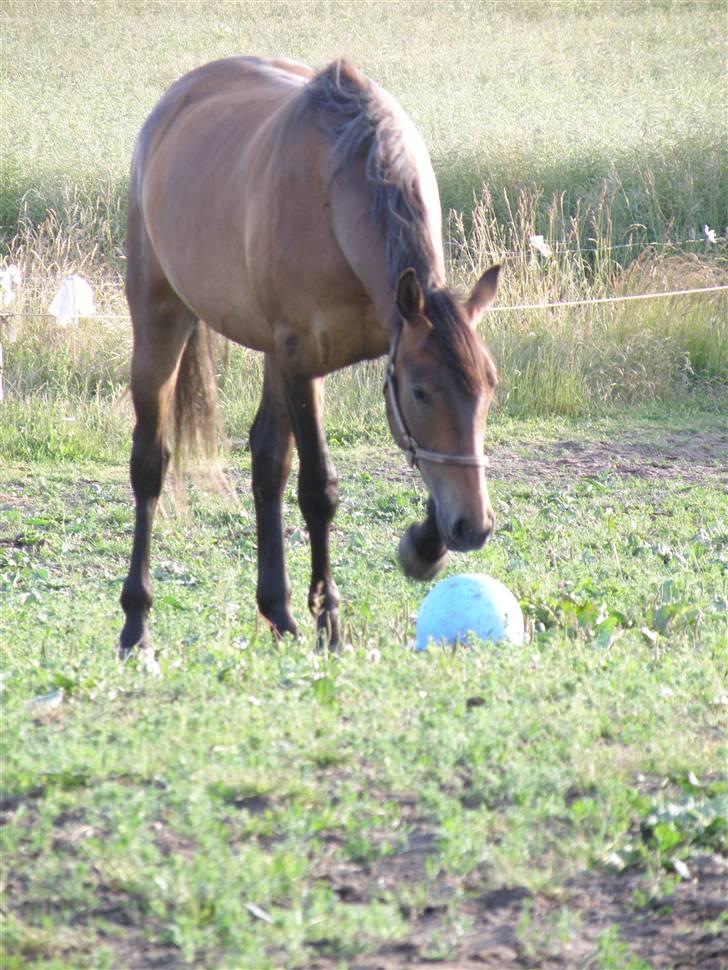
[48,275,96,326]
[0,264,22,310]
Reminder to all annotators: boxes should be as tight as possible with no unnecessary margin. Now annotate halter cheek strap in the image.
[382,325,490,470]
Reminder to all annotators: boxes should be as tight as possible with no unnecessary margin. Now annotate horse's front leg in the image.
[285,375,340,648]
[119,280,197,658]
[250,356,297,637]
[398,497,448,581]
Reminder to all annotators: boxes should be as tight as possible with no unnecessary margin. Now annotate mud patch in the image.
[310,853,726,969]
[489,427,727,486]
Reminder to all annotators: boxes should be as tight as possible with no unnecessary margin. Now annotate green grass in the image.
[3,0,726,240]
[1,412,726,968]
[2,0,727,426]
[2,3,727,966]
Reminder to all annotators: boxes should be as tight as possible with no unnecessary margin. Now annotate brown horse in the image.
[120,55,500,654]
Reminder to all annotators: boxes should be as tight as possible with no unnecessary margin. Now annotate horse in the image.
[120,55,500,654]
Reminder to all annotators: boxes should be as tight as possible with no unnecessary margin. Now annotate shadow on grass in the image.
[435,129,726,245]
[3,130,726,263]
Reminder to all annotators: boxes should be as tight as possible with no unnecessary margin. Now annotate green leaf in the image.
[651,822,683,854]
[309,676,337,708]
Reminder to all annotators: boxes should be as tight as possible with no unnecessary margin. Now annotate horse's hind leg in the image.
[119,283,196,658]
[250,355,297,637]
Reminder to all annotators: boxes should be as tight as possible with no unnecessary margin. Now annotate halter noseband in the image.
[383,323,490,470]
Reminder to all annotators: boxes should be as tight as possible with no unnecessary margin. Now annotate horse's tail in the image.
[171,321,227,491]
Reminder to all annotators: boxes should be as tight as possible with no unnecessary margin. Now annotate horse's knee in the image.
[250,414,291,498]
[299,471,338,526]
[129,428,170,499]
[251,446,285,495]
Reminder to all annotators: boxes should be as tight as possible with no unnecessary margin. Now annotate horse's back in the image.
[128,56,322,349]
[126,55,424,370]
[132,56,311,173]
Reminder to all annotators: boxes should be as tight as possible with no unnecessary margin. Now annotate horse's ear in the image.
[396,268,426,324]
[466,264,501,323]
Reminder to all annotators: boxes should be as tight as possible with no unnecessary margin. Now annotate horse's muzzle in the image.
[443,511,494,552]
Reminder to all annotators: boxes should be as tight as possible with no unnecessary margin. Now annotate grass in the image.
[1,412,726,968]
[3,0,726,240]
[1,2,727,966]
[2,0,726,431]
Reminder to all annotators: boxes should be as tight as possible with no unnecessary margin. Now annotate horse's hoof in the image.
[398,529,448,581]
[315,612,340,651]
[268,614,299,641]
[136,647,162,675]
[119,614,150,660]
[118,641,160,675]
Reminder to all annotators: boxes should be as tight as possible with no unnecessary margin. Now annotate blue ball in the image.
[415,573,524,650]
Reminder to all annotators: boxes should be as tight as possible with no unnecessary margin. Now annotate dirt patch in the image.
[310,852,726,970]
[305,777,727,970]
[488,427,727,486]
[336,424,727,493]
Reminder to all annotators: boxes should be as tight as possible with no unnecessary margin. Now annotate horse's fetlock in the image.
[308,578,340,616]
[257,584,290,621]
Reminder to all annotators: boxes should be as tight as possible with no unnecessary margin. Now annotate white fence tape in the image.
[4,283,728,320]
[486,283,728,313]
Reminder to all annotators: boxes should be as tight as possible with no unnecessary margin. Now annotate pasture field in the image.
[1,411,727,969]
[1,0,728,967]
[2,0,727,433]
[2,0,727,432]
[3,0,727,241]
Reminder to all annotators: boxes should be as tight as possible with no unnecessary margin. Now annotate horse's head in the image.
[385,265,500,579]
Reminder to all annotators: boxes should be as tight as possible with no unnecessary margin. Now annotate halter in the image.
[383,323,490,470]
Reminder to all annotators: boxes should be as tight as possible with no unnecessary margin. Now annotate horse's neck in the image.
[330,169,446,335]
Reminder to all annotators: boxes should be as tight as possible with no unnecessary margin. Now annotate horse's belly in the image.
[273,305,388,377]
[206,304,275,354]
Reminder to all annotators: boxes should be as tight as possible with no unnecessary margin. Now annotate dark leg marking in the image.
[119,303,196,657]
[286,375,341,647]
[250,356,297,637]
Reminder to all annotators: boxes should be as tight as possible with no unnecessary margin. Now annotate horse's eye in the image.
[412,385,430,405]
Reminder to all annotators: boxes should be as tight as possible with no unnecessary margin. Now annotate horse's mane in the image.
[303,59,492,397]
[303,58,438,291]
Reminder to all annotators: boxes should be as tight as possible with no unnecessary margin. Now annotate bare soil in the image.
[11,791,722,969]
[307,799,727,970]
[488,426,727,487]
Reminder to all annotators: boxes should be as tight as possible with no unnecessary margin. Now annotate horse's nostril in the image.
[452,517,469,545]
[453,518,477,548]
[473,526,490,548]
[452,516,493,550]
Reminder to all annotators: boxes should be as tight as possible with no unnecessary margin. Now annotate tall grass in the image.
[449,188,728,415]
[3,0,726,241]
[1,0,726,461]
[3,186,725,464]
